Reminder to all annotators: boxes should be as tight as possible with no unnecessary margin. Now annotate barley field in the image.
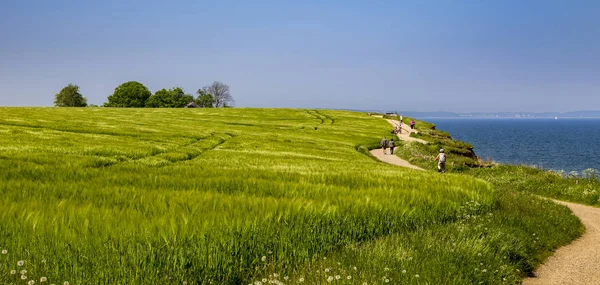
[0,108,579,284]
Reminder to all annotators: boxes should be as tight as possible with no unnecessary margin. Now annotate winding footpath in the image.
[372,118,600,285]
[523,200,600,285]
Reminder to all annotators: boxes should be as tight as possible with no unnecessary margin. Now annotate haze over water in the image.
[426,118,600,173]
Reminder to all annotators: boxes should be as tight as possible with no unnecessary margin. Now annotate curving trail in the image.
[369,148,424,170]
[523,200,600,285]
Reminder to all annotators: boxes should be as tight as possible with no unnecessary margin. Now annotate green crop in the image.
[0,108,584,284]
[0,108,494,284]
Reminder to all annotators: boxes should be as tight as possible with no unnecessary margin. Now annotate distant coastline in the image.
[347,109,600,119]
[399,110,600,118]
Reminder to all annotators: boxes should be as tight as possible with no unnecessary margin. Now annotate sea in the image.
[424,118,600,174]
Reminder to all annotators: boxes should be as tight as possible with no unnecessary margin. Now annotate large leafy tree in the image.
[195,88,215,108]
[146,87,194,108]
[203,81,234,107]
[104,81,151,107]
[54,84,87,107]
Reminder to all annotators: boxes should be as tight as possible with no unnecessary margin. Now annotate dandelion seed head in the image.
[335,275,341,280]
[347,275,352,280]
[327,276,333,282]
[21,275,27,280]
[40,277,48,282]
[261,278,267,283]
[299,277,305,282]
[415,274,420,278]
[1,249,7,254]
[384,267,389,271]
[261,256,267,262]
[64,282,70,285]
[402,269,407,274]
[385,279,390,283]
[17,260,25,266]
[21,270,28,275]
[10,270,16,274]
[325,268,330,273]
[28,281,35,285]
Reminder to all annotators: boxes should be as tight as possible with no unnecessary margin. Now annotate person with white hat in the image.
[435,149,446,173]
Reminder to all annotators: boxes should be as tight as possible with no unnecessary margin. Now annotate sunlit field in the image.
[0,108,580,284]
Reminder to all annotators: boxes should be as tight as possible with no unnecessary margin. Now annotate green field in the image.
[0,108,582,284]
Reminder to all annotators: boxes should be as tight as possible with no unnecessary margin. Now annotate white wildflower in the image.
[28,280,35,285]
[1,249,7,254]
[21,270,28,275]
[335,275,341,280]
[327,276,333,282]
[261,256,267,262]
[40,277,48,282]
[21,275,28,280]
[17,260,25,266]
[347,275,352,280]
[415,274,420,278]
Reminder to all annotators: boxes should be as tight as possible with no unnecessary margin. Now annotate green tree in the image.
[146,87,194,108]
[204,81,234,107]
[104,81,151,107]
[195,88,215,108]
[54,84,87,107]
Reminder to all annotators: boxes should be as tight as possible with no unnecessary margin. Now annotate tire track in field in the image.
[313,110,334,124]
[305,110,325,124]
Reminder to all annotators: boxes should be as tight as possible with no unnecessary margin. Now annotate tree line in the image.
[54,81,234,108]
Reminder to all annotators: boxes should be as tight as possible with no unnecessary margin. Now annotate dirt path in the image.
[385,119,428,144]
[523,200,600,285]
[369,118,426,170]
[369,148,424,170]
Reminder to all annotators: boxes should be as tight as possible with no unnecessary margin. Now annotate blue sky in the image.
[0,0,598,112]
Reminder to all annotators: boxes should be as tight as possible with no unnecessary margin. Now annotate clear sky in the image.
[1,0,598,112]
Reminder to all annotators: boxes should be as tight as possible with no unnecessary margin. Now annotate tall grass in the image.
[0,108,495,284]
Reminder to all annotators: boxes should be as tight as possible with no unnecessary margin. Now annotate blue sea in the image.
[424,118,600,173]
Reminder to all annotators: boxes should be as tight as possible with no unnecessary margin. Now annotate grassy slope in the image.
[0,108,582,284]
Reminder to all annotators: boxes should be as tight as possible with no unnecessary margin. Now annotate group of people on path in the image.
[381,134,446,173]
[379,137,396,155]
[379,118,446,173]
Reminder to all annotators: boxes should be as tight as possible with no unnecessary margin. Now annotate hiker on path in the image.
[389,138,395,155]
[435,149,446,173]
[380,137,388,154]
[410,120,415,130]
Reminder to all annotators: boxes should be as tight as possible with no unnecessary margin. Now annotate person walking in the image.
[410,120,416,130]
[435,149,446,173]
[380,137,388,154]
[389,138,395,155]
